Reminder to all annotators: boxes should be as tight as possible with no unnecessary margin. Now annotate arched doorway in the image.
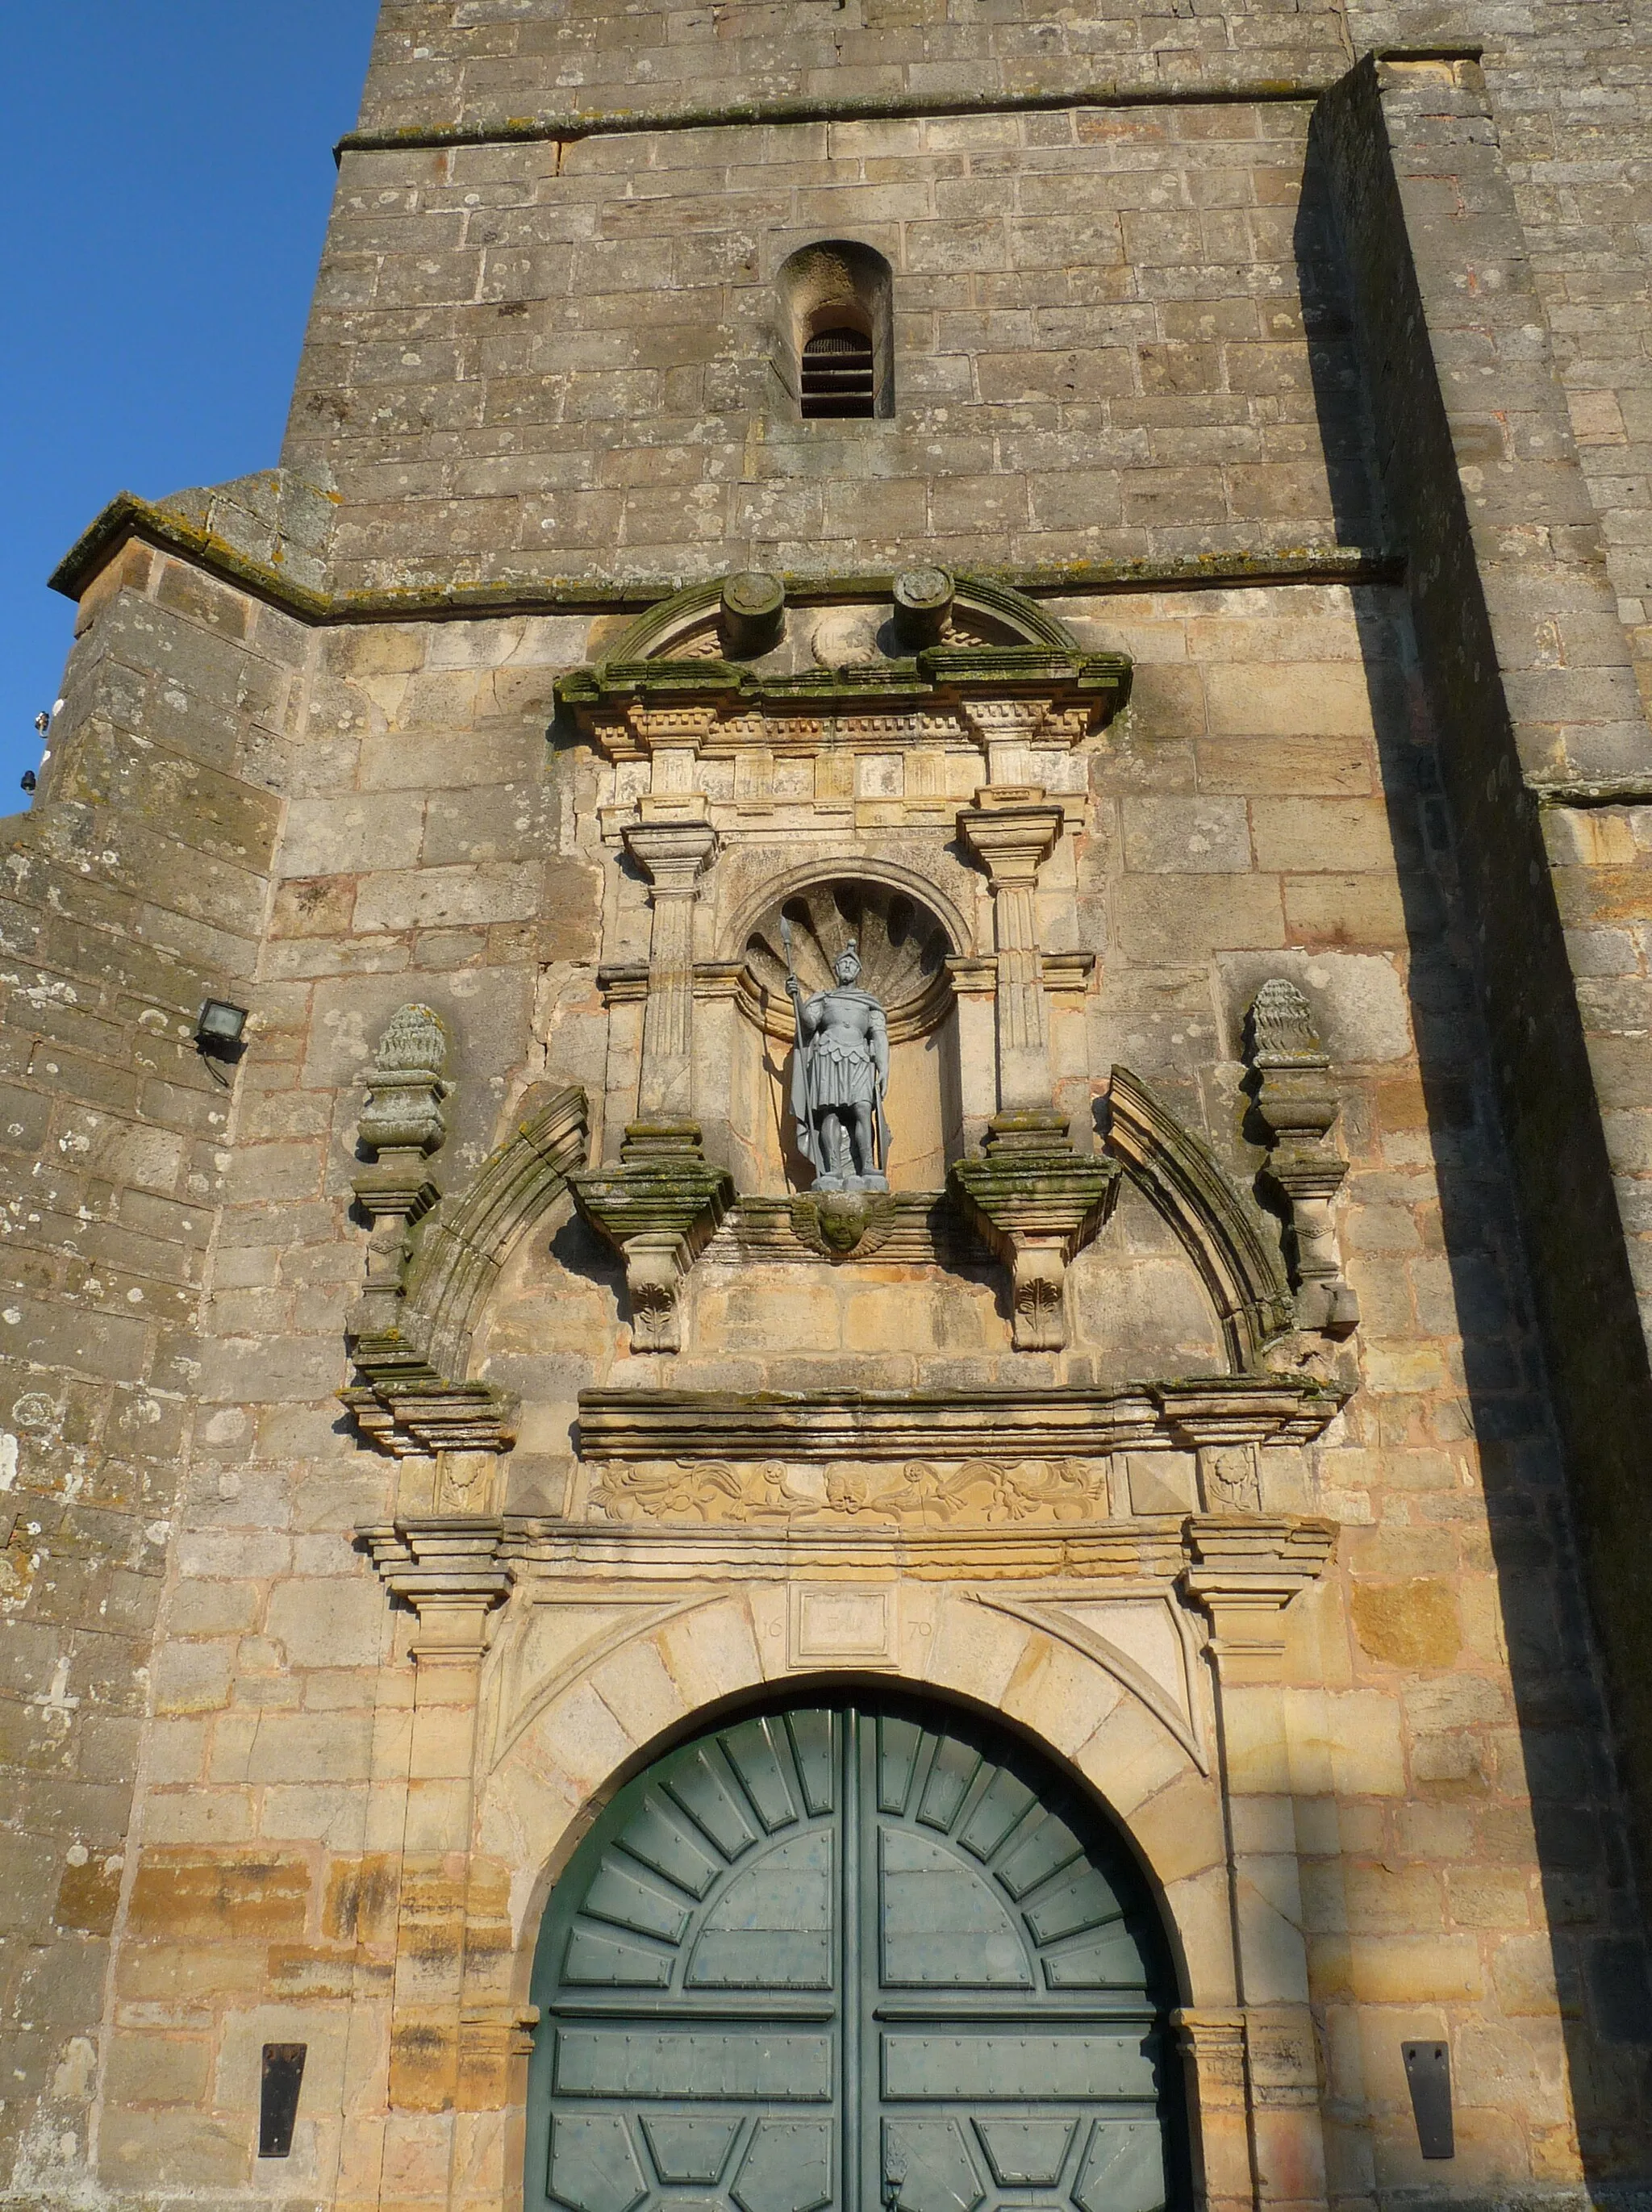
[525,1696,1187,2212]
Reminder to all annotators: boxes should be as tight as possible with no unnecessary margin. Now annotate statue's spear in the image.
[779,916,814,1163]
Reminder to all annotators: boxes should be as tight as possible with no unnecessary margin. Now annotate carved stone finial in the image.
[351,1004,453,1355]
[1248,978,1325,1069]
[1245,982,1358,1339]
[720,570,785,657]
[359,1002,450,1158]
[893,565,953,649]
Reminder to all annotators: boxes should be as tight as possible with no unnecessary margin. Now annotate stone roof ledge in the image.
[50,465,340,617]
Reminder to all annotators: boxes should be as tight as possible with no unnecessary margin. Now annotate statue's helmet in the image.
[834,940,861,983]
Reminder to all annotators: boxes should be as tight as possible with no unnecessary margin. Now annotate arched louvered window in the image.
[800,326,876,418]
[776,243,894,419]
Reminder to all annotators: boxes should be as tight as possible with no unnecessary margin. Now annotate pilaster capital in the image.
[360,1514,511,1659]
[623,800,716,895]
[943,954,999,999]
[1172,2007,1249,2098]
[956,787,1065,887]
[1179,1514,1337,1682]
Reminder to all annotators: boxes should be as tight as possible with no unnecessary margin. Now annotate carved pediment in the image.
[555,568,1131,765]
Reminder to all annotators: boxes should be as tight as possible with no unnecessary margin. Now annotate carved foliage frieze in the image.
[590,1456,1104,1526]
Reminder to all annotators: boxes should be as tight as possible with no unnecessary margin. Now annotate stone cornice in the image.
[335,77,1346,163]
[48,500,1404,627]
[558,645,1131,733]
[575,1375,1348,1463]
[504,1521,1191,1578]
[335,45,1484,164]
[494,1509,1337,1595]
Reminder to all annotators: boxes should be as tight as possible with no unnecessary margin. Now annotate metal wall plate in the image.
[259,2043,307,2159]
[1401,2040,1454,2160]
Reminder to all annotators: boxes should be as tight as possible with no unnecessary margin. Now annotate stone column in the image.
[624,799,716,1126]
[1181,1518,1337,2212]
[361,1520,512,2172]
[956,788,1063,1113]
[951,791,1112,1350]
[1174,2009,1254,2212]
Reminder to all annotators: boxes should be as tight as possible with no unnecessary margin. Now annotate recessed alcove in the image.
[773,240,895,420]
[731,876,961,1193]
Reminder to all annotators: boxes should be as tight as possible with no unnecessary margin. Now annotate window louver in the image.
[801,327,875,418]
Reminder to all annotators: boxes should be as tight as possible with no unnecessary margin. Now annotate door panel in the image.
[528,1700,1180,2212]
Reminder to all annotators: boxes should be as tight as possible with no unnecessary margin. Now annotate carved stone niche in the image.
[736,876,962,1210]
[1245,980,1360,1338]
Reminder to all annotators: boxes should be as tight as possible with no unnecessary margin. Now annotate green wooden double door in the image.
[527,1697,1183,2212]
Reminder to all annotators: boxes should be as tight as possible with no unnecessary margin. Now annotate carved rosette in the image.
[1246,980,1360,1338]
[569,1121,734,1352]
[949,1112,1120,1350]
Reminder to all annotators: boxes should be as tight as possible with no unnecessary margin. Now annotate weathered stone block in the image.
[127,1848,311,1941]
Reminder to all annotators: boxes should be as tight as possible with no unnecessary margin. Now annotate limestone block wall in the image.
[282,101,1379,591]
[1337,0,1652,704]
[0,556,1621,2212]
[353,0,1354,132]
[1310,52,1652,1905]
[0,551,299,2193]
[353,0,1652,699]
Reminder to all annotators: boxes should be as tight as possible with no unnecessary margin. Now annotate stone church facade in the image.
[6,1,1652,2210]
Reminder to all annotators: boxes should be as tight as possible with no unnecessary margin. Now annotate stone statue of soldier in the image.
[783,931,891,1191]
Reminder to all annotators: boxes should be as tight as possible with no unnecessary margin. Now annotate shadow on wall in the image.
[1296,116,1652,2190]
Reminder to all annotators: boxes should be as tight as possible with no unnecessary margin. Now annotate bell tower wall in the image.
[5,0,1652,2208]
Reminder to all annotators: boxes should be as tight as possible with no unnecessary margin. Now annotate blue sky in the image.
[0,3,380,795]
